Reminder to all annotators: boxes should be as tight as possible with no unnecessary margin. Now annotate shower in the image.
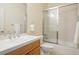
[43,7,59,44]
[43,3,78,48]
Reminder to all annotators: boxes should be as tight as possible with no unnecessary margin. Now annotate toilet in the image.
[41,43,54,55]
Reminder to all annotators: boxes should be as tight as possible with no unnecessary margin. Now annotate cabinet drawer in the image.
[27,47,40,55]
[6,40,40,55]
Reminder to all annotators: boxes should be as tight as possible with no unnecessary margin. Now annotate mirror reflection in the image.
[0,3,26,39]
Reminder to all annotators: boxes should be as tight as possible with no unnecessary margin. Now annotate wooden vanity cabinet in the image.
[6,39,40,55]
[27,47,40,55]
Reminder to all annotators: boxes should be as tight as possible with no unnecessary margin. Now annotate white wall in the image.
[26,3,44,35]
[44,3,71,9]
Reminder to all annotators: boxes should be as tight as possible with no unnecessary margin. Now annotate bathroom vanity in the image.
[0,3,41,55]
[6,40,40,55]
[0,34,40,55]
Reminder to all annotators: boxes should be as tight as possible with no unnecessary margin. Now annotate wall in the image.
[26,3,44,35]
[0,3,46,35]
[26,3,67,35]
[44,3,71,9]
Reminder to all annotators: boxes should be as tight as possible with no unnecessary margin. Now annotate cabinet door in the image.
[6,40,40,55]
[27,47,40,55]
[58,4,77,48]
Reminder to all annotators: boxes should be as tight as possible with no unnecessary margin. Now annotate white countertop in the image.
[0,33,41,55]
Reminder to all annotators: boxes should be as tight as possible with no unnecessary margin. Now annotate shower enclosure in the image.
[43,7,59,44]
[43,3,78,48]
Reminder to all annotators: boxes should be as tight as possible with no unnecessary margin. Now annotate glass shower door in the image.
[43,8,59,43]
[58,4,77,48]
[43,4,78,48]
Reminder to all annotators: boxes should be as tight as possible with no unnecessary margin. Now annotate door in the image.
[58,4,77,48]
[43,8,59,43]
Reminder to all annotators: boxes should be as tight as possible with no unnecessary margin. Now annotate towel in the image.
[74,21,79,48]
[13,24,20,34]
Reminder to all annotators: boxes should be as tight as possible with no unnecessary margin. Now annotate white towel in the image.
[74,21,79,48]
[0,25,4,32]
[14,24,20,34]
